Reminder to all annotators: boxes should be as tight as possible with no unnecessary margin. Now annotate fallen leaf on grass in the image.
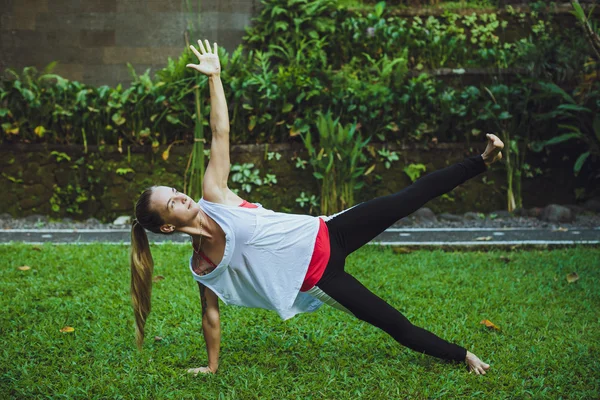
[154,336,163,341]
[566,272,579,283]
[17,266,31,271]
[60,326,75,333]
[474,236,493,241]
[392,247,412,254]
[480,319,501,331]
[153,275,165,282]
[32,246,41,252]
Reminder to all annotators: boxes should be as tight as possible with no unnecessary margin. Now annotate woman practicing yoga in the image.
[131,40,502,376]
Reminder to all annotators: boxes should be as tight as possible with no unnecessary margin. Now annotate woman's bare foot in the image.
[465,350,490,375]
[481,133,504,166]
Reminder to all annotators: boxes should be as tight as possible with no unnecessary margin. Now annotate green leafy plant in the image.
[301,111,371,214]
[51,151,71,163]
[403,163,427,182]
[530,82,600,176]
[377,148,400,169]
[295,191,319,214]
[115,167,135,176]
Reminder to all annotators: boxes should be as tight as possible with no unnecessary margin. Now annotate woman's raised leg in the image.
[326,134,504,255]
[327,155,486,255]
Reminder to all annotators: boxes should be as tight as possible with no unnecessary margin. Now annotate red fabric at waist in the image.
[300,217,330,292]
[239,199,259,208]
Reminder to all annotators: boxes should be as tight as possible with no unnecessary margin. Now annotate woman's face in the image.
[150,186,200,232]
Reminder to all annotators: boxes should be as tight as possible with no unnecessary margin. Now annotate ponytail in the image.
[130,220,154,349]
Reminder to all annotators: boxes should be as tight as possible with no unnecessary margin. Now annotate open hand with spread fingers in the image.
[187,39,221,76]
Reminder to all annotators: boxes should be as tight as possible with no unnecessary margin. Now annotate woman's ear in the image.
[160,224,175,233]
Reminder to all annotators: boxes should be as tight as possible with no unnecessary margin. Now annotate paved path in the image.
[2,227,599,247]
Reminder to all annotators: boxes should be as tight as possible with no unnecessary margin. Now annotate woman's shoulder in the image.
[202,187,246,206]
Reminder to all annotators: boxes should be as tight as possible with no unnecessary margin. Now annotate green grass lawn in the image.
[1,244,598,399]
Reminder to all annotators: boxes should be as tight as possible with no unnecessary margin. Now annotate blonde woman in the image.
[131,40,502,376]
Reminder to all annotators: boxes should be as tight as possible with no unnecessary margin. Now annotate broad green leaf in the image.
[166,114,181,125]
[544,132,583,146]
[574,152,590,175]
[498,111,511,120]
[112,113,126,126]
[375,2,385,18]
[248,115,257,131]
[557,104,590,113]
[570,1,585,21]
[34,126,46,137]
[539,82,576,104]
[532,132,583,152]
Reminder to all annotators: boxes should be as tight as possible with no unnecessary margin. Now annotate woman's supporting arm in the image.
[201,282,221,372]
[188,282,221,375]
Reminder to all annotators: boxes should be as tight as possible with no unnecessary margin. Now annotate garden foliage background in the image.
[1,0,599,219]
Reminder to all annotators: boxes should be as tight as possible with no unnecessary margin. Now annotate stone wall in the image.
[0,142,595,222]
[0,0,261,86]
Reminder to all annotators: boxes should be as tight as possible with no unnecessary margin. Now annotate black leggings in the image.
[316,155,487,363]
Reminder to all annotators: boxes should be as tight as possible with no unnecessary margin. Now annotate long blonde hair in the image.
[130,187,171,349]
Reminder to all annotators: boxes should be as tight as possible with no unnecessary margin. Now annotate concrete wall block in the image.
[45,30,82,47]
[36,12,118,31]
[220,12,253,30]
[14,0,48,13]
[148,0,185,12]
[115,13,188,47]
[17,46,105,67]
[52,63,84,81]
[218,0,256,14]
[103,46,184,65]
[11,8,38,30]
[217,28,248,53]
[0,30,46,48]
[81,0,117,13]
[0,0,16,14]
[80,29,116,47]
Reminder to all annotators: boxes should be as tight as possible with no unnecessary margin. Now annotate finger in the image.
[198,39,207,54]
[186,64,200,71]
[205,39,211,54]
[214,42,218,55]
[189,45,202,60]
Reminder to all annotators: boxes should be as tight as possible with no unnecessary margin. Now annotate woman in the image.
[131,40,501,376]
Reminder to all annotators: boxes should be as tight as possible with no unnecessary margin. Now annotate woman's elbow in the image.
[211,124,230,135]
[203,309,220,328]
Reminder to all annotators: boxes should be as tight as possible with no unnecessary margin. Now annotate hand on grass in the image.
[187,366,215,376]
[465,351,490,375]
[187,39,221,76]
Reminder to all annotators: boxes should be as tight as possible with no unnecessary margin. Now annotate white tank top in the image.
[189,198,323,320]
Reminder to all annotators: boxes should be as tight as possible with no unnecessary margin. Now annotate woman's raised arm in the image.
[187,40,233,203]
